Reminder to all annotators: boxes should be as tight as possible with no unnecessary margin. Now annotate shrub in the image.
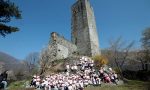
[92,55,108,68]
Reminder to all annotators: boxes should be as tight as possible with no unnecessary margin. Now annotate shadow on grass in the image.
[85,80,150,90]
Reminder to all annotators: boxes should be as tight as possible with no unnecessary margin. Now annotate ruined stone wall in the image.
[49,32,77,60]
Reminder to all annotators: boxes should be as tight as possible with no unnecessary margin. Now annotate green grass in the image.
[8,80,150,90]
[8,80,28,90]
[85,80,150,90]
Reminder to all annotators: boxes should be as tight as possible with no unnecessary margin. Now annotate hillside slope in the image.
[0,51,22,72]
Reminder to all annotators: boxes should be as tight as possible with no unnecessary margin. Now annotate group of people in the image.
[0,71,8,90]
[30,56,119,90]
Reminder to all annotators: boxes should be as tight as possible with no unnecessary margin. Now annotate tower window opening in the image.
[75,38,77,45]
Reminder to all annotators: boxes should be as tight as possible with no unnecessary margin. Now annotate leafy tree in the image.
[141,28,150,71]
[0,0,21,37]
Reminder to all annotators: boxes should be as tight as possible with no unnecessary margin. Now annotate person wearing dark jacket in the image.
[1,71,8,81]
[0,74,4,89]
[0,71,8,90]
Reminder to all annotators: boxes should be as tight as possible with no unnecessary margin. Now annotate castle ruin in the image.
[48,0,100,59]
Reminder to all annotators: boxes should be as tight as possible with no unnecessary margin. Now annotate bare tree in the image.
[0,62,5,74]
[39,48,49,75]
[105,37,134,77]
[140,28,150,71]
[24,52,39,74]
[39,43,57,75]
[134,50,146,70]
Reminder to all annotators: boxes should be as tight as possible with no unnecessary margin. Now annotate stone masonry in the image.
[48,32,77,60]
[48,0,100,60]
[71,0,100,56]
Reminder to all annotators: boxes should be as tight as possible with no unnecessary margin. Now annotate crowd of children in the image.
[30,56,119,90]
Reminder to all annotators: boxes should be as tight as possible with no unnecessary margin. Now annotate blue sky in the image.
[0,0,150,60]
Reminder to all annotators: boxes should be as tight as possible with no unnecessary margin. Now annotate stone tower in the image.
[71,0,100,56]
